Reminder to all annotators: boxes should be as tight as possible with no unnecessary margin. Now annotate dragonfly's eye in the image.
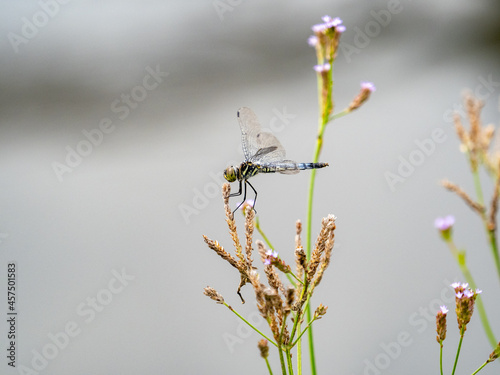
[224,166,237,182]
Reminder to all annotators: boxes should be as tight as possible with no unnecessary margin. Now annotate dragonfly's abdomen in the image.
[239,161,329,179]
[257,162,329,173]
[295,162,329,170]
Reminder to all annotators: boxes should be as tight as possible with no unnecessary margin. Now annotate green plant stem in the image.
[306,307,316,375]
[304,35,339,375]
[276,319,287,375]
[446,240,497,348]
[289,282,312,374]
[487,229,500,283]
[439,343,444,375]
[451,331,465,375]
[287,271,302,286]
[278,342,287,375]
[470,162,500,283]
[264,357,274,375]
[286,348,294,375]
[471,167,485,206]
[225,303,278,348]
[277,315,293,375]
[255,217,275,250]
[296,324,302,375]
[305,92,330,375]
[328,108,350,122]
[470,361,489,375]
[292,316,317,347]
[460,268,497,348]
[289,282,309,341]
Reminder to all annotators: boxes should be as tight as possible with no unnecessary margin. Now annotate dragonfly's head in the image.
[223,166,237,182]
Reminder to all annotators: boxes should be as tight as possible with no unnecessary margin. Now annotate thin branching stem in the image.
[286,347,294,375]
[278,342,287,375]
[470,361,489,375]
[296,327,302,375]
[305,81,329,375]
[439,343,444,375]
[468,153,500,284]
[226,303,278,348]
[446,240,497,348]
[451,329,465,375]
[255,217,275,251]
[292,317,317,347]
[264,357,274,375]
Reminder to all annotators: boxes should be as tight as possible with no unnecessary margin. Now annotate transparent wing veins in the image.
[237,107,287,163]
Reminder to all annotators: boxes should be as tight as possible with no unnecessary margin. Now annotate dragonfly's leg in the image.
[246,180,257,213]
[229,180,243,197]
[233,181,247,213]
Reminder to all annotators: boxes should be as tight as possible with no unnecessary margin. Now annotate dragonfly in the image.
[223,107,329,212]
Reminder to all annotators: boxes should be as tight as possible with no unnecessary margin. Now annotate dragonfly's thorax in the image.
[238,161,260,181]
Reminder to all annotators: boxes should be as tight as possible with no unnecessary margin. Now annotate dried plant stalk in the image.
[308,215,336,282]
[223,184,246,266]
[441,179,485,215]
[245,206,255,269]
[202,235,240,270]
[204,183,336,363]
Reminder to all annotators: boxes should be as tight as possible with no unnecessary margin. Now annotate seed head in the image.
[257,339,269,359]
[203,286,225,305]
[435,305,448,343]
[451,282,481,333]
[487,342,500,363]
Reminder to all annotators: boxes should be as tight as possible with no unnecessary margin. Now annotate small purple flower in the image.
[434,215,455,231]
[331,17,343,27]
[321,15,333,23]
[336,25,346,33]
[312,23,327,33]
[436,305,448,343]
[266,249,278,258]
[322,16,343,28]
[313,63,331,73]
[463,289,474,298]
[264,249,278,265]
[308,35,318,47]
[312,16,344,33]
[361,81,376,92]
[240,199,255,215]
[452,282,481,331]
[475,289,482,294]
[451,282,469,294]
[240,199,255,209]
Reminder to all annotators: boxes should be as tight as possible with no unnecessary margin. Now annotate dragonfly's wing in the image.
[237,107,286,163]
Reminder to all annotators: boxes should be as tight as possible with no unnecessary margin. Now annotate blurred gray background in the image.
[1,1,500,374]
